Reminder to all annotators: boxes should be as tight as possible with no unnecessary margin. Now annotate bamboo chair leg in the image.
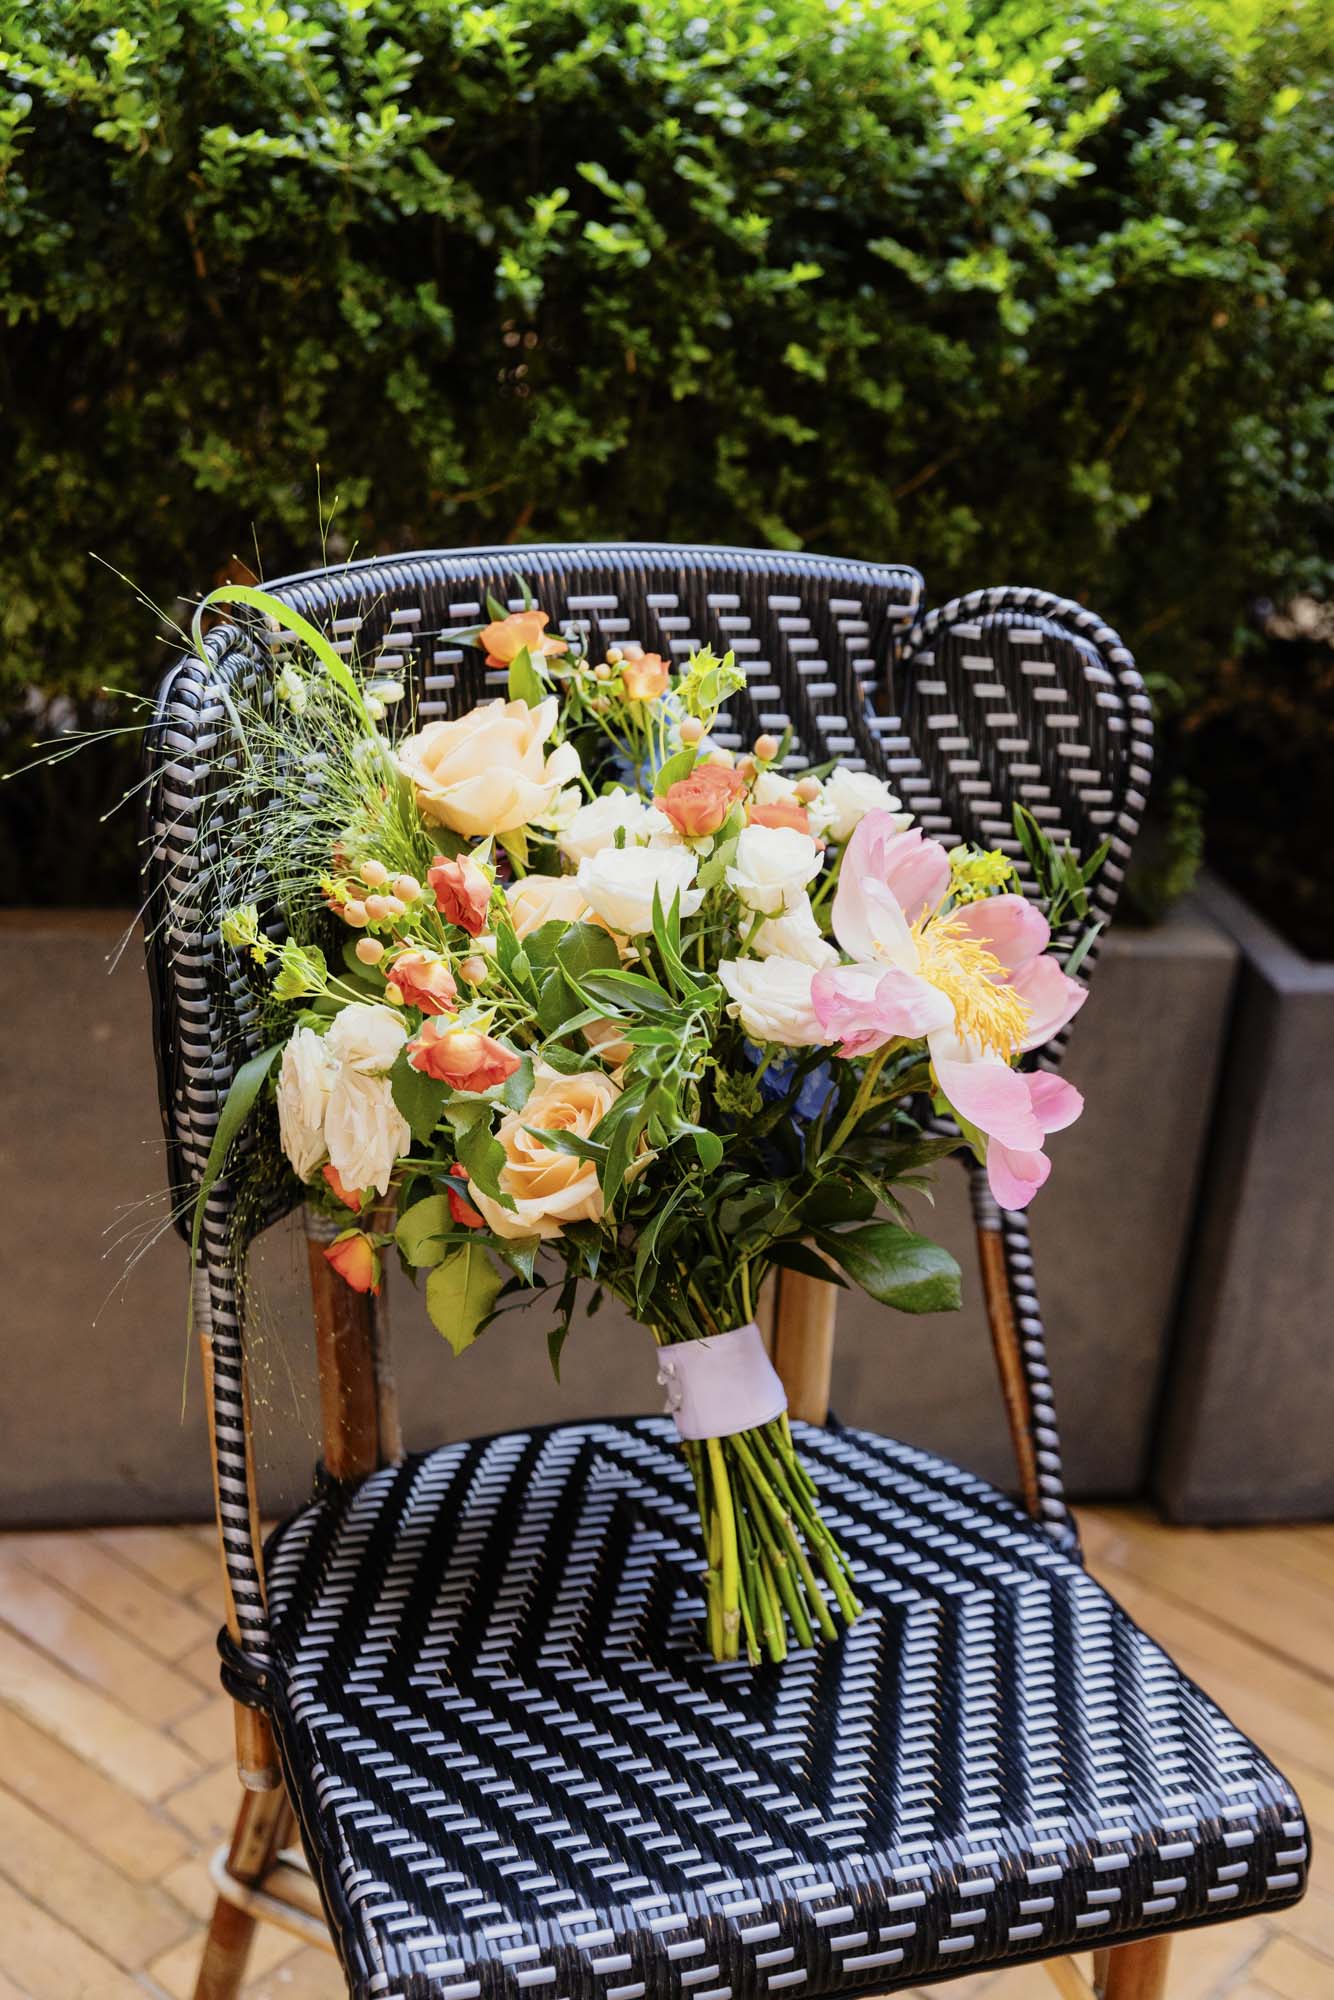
[1099,1936,1172,2000]
[193,1783,292,2000]
[769,1268,837,1425]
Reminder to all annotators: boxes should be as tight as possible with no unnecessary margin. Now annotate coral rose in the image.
[660,763,748,838]
[748,797,811,835]
[321,1163,363,1211]
[323,1230,380,1295]
[428,853,492,935]
[620,651,671,700]
[407,1021,522,1094]
[445,1165,487,1230]
[505,872,596,941]
[479,609,568,670]
[468,1063,619,1240]
[389,950,458,1016]
[395,697,581,838]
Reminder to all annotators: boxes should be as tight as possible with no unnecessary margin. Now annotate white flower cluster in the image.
[276,1003,411,1197]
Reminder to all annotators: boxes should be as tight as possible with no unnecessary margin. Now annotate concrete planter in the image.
[1155,876,1334,1523]
[0,900,1237,1526]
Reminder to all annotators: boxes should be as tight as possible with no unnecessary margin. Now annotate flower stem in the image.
[707,1436,742,1660]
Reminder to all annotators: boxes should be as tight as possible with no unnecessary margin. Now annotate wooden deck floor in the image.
[0,1507,1329,1998]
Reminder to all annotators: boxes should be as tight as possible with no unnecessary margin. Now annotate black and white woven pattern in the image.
[260,1420,1307,1999]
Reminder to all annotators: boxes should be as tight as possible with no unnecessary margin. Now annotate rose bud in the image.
[445,1165,487,1230]
[407,1021,522,1093]
[478,608,569,670]
[428,853,492,936]
[748,797,811,834]
[458,955,489,986]
[620,652,671,701]
[323,1230,380,1294]
[389,950,458,1016]
[322,1163,363,1212]
[660,763,748,839]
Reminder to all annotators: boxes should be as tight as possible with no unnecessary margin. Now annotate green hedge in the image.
[2,0,1331,931]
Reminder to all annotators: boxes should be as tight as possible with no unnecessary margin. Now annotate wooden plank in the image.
[0,1871,145,2000]
[164,1761,250,1846]
[0,1625,201,1802]
[0,1704,189,1884]
[2,1531,214,1663]
[146,1912,298,2000]
[169,1690,235,1765]
[0,1781,194,1969]
[93,1523,220,1597]
[1248,1933,1334,2000]
[243,1944,345,1998]
[0,1550,205,1726]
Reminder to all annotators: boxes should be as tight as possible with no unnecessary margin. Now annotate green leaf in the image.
[769,1239,847,1287]
[453,1110,509,1204]
[652,744,697,796]
[485,590,508,622]
[498,1235,542,1284]
[524,1124,607,1163]
[507,644,544,707]
[390,1047,449,1148]
[192,586,370,724]
[547,1322,571,1381]
[188,1042,284,1311]
[555,921,621,982]
[816,1221,962,1314]
[395,1194,452,1268]
[425,1244,505,1355]
[1063,921,1102,977]
[498,826,529,874]
[499,1052,534,1111]
[580,968,677,1017]
[798,1176,878,1226]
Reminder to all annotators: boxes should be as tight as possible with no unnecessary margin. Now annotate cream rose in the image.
[505,873,596,940]
[726,824,822,916]
[276,1026,338,1181]
[323,1070,410,1196]
[576,845,703,936]
[811,766,908,844]
[395,696,582,838]
[469,1064,619,1240]
[750,894,838,969]
[718,957,829,1047]
[326,1001,408,1075]
[556,785,677,866]
[583,1017,633,1067]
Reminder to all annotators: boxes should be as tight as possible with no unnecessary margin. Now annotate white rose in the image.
[556,785,677,866]
[576,845,703,936]
[811,766,908,843]
[326,1002,408,1075]
[276,1026,338,1181]
[726,824,822,916]
[718,957,829,1047]
[752,769,800,807]
[533,784,583,833]
[323,1070,410,1198]
[505,872,596,941]
[395,696,582,838]
[750,893,838,969]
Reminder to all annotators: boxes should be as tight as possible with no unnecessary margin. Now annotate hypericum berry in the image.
[678,717,704,745]
[753,733,779,762]
[342,898,369,928]
[458,955,488,985]
[384,981,405,1006]
[393,874,422,903]
[795,776,821,803]
[594,662,612,682]
[364,894,394,923]
[355,937,386,965]
[360,859,389,887]
[737,755,757,781]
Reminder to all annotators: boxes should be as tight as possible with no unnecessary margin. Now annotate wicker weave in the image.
[142,544,1305,1995]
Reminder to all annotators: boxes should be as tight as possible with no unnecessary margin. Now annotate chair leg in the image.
[192,1783,291,2000]
[1099,1936,1172,2000]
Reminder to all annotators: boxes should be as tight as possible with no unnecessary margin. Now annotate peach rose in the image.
[660,763,748,838]
[468,1064,618,1240]
[323,1230,380,1294]
[389,950,458,1016]
[321,1163,363,1212]
[583,1017,633,1067]
[480,609,569,670]
[505,872,596,941]
[395,697,581,838]
[620,651,671,700]
[428,854,492,935]
[748,797,811,835]
[407,1021,522,1093]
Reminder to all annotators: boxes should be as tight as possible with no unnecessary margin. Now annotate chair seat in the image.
[258,1419,1308,2000]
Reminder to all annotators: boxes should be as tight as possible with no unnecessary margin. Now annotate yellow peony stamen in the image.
[912,911,1030,1058]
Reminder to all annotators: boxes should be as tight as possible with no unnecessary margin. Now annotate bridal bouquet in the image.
[200,586,1097,1665]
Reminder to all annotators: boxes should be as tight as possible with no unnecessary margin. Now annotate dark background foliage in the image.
[1,0,1330,946]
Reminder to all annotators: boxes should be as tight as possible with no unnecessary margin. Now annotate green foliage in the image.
[1,0,1330,916]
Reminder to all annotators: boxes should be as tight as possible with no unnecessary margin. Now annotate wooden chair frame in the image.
[141,550,1176,1999]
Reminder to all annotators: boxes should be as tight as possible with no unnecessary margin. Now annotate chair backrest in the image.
[141,543,1149,1670]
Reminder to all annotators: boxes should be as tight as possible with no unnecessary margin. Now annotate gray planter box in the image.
[0,900,1236,1526]
[1155,876,1334,1523]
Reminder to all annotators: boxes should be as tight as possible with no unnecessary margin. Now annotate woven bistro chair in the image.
[143,545,1308,2000]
